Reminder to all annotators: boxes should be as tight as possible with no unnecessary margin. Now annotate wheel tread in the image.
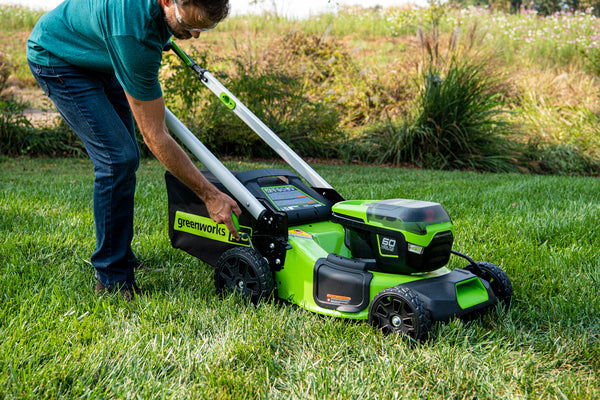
[215,247,275,302]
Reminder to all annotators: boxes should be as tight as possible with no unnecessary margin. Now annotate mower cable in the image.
[450,250,478,267]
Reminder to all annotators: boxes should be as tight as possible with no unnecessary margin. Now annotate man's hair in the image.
[183,0,230,23]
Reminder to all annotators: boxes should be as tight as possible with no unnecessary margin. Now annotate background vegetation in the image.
[1,3,599,174]
[1,157,599,398]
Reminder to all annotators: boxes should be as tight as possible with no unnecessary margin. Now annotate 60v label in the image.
[377,235,399,258]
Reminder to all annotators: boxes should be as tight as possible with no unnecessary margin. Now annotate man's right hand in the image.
[204,190,242,241]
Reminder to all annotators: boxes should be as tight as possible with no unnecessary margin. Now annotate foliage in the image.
[413,64,516,171]
[160,48,211,124]
[359,14,520,172]
[583,45,600,76]
[0,4,43,31]
[0,51,12,93]
[360,57,519,172]
[0,100,85,157]
[452,0,600,16]
[271,32,399,128]
[441,6,600,69]
[522,140,600,175]
[162,37,344,159]
[1,4,600,175]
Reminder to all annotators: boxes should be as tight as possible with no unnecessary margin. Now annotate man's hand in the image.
[205,190,242,241]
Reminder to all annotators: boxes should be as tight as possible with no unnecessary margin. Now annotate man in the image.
[26,0,241,299]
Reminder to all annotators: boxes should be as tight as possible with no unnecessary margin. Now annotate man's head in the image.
[162,0,230,40]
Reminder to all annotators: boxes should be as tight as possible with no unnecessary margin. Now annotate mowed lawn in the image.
[1,157,599,399]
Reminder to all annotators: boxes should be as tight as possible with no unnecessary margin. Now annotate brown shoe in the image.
[95,280,142,301]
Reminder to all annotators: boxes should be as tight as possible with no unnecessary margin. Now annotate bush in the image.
[0,51,12,93]
[363,56,519,172]
[0,100,85,157]
[162,40,344,159]
[271,32,413,128]
[409,58,518,171]
[522,140,600,175]
[583,46,600,77]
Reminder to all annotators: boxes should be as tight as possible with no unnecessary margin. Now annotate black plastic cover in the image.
[400,269,497,321]
[165,171,240,267]
[313,257,373,313]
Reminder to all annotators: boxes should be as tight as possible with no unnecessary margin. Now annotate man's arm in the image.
[126,92,241,240]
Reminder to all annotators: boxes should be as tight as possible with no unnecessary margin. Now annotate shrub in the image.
[583,46,600,77]
[162,40,344,159]
[271,32,413,128]
[408,58,518,171]
[522,140,600,175]
[0,51,12,93]
[0,100,85,157]
[196,60,342,158]
[362,55,519,172]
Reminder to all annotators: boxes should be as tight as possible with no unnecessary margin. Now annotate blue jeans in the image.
[29,60,139,289]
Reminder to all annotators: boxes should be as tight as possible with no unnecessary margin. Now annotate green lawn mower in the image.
[163,41,513,340]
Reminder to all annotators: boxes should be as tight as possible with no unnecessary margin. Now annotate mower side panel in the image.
[277,221,376,318]
[166,171,253,266]
[275,223,335,309]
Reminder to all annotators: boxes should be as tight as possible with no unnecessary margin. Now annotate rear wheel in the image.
[215,247,275,303]
[465,261,513,307]
[368,286,431,340]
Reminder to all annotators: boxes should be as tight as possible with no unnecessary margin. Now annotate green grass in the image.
[1,157,599,399]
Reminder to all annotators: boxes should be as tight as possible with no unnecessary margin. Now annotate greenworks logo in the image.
[174,211,250,246]
[176,214,227,236]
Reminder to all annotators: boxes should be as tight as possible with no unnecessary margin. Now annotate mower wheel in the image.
[465,261,513,308]
[215,247,275,303]
[368,286,431,340]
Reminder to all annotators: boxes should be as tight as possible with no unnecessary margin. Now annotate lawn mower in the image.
[163,41,513,340]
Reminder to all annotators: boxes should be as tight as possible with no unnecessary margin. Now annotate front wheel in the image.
[214,247,275,303]
[464,261,513,307]
[368,286,431,340]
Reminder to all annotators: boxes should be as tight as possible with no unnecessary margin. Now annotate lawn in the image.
[1,157,598,399]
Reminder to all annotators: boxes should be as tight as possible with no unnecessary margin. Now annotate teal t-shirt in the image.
[27,0,172,101]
